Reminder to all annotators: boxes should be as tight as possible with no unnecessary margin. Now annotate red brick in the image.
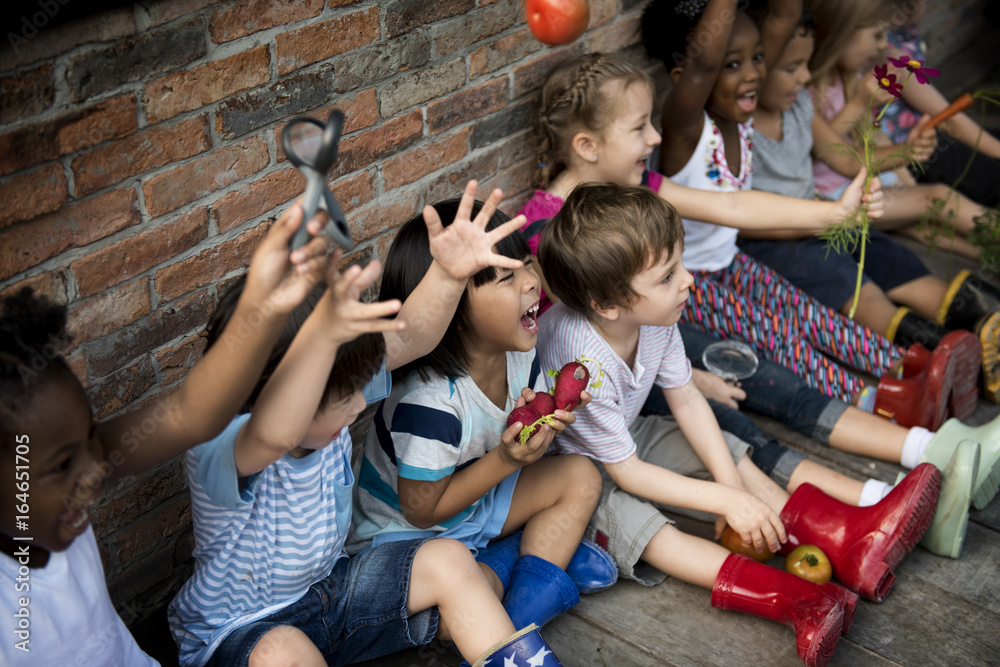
[156,334,206,387]
[433,0,518,56]
[139,0,217,27]
[469,29,543,77]
[379,59,466,117]
[499,131,534,169]
[68,279,152,343]
[86,357,157,419]
[0,271,67,305]
[0,189,140,281]
[383,129,469,190]
[210,0,325,43]
[332,170,376,213]
[330,111,423,179]
[329,0,365,6]
[276,7,380,75]
[143,136,268,218]
[586,15,643,54]
[427,77,509,134]
[65,349,88,387]
[0,164,67,230]
[0,95,139,178]
[71,207,208,297]
[351,193,420,244]
[513,47,584,99]
[0,64,54,125]
[144,47,271,123]
[112,493,191,562]
[72,116,212,197]
[424,149,498,203]
[385,0,475,39]
[0,8,136,72]
[92,459,187,537]
[154,222,269,302]
[211,168,306,233]
[274,88,379,162]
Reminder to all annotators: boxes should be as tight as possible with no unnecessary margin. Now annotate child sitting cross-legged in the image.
[168,183,571,667]
[348,193,615,655]
[537,183,943,667]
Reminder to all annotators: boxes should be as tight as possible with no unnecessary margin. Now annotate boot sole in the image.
[978,312,1000,404]
[972,451,1000,511]
[801,604,846,667]
[936,332,984,428]
[858,464,941,602]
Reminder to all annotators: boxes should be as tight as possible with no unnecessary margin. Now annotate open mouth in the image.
[61,505,92,536]
[520,303,540,333]
[737,90,758,113]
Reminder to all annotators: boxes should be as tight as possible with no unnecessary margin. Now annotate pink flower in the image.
[873,64,903,97]
[887,55,940,84]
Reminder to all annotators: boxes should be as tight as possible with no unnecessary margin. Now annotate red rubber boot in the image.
[873,331,981,429]
[712,554,858,667]
[779,463,941,602]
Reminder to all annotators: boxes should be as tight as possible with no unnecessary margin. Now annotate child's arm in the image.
[233,259,405,477]
[758,0,802,71]
[663,381,744,488]
[383,180,526,372]
[98,204,332,481]
[660,0,739,176]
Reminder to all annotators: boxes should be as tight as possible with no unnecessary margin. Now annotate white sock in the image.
[900,426,934,469]
[858,479,892,507]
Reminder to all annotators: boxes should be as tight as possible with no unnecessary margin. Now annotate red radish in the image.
[506,405,542,440]
[553,361,589,411]
[529,391,556,416]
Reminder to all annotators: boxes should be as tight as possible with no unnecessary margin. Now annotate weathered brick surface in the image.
[432,0,518,55]
[424,148,498,203]
[71,207,208,297]
[382,128,468,190]
[330,111,423,178]
[351,192,420,244]
[67,19,207,102]
[274,88,379,163]
[156,334,206,387]
[0,64,54,125]
[0,271,67,305]
[333,31,432,93]
[0,163,67,231]
[0,7,136,72]
[111,493,192,563]
[0,188,140,281]
[209,0,325,44]
[470,100,534,150]
[154,222,269,302]
[216,69,334,140]
[73,116,212,197]
[144,46,271,123]
[68,279,152,343]
[469,28,543,77]
[136,0,218,28]
[86,288,214,378]
[87,356,157,419]
[143,136,268,218]
[385,0,475,38]
[93,459,187,538]
[380,59,466,118]
[275,7,380,75]
[513,46,585,98]
[0,94,138,177]
[210,167,306,233]
[587,15,643,54]
[427,77,509,134]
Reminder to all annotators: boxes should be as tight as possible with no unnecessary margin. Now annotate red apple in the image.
[526,0,590,47]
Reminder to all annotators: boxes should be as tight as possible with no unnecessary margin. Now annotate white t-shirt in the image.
[0,527,158,667]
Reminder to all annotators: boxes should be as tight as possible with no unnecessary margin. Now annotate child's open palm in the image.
[425,180,526,281]
[321,257,405,346]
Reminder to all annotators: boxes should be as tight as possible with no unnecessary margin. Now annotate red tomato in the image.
[720,525,773,562]
[526,0,590,46]
[785,545,833,583]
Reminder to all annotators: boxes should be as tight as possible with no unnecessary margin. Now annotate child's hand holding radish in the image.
[501,385,591,466]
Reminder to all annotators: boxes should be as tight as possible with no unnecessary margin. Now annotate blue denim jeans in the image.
[205,538,438,667]
[641,326,848,488]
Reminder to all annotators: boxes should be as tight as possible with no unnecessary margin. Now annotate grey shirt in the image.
[752,89,816,199]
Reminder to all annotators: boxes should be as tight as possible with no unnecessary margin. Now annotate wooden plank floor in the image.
[363,239,1000,666]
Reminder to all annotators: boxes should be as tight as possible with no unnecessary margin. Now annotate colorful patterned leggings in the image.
[682,252,901,402]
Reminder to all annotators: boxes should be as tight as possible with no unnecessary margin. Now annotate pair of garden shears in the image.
[281,109,353,251]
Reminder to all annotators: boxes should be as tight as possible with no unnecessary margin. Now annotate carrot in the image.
[924,92,975,131]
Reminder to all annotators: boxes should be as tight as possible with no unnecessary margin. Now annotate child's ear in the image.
[668,65,684,88]
[571,131,600,164]
[590,299,620,321]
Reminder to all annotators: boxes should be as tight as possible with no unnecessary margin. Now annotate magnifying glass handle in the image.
[291,170,325,251]
[322,187,353,251]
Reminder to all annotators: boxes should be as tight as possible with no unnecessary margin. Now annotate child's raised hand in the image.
[244,201,332,314]
[904,115,936,163]
[692,368,745,409]
[320,258,405,346]
[837,168,884,220]
[425,180,526,281]
[719,490,787,556]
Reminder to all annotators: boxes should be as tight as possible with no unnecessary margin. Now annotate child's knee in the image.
[415,538,478,582]
[559,454,603,501]
[249,625,324,667]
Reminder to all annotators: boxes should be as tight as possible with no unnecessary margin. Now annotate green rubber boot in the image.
[897,439,980,558]
[933,416,1000,509]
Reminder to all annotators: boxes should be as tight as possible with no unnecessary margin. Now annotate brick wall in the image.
[0,0,648,625]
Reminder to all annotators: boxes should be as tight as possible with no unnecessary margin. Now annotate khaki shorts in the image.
[584,414,751,586]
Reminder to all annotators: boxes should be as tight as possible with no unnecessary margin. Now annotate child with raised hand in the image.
[521,49,990,556]
[0,203,333,666]
[805,0,990,260]
[538,183,942,666]
[169,182,570,667]
[349,194,612,642]
[882,2,1000,206]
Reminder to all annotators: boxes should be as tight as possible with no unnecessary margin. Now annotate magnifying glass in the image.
[702,340,759,383]
[281,109,354,251]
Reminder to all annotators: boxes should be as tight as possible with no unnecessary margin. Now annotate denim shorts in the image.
[739,228,929,310]
[205,538,439,667]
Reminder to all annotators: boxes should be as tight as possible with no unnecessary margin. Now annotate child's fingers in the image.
[262,203,304,252]
[520,387,536,402]
[454,180,480,226]
[474,187,504,227]
[576,390,592,410]
[485,215,528,246]
[421,203,444,238]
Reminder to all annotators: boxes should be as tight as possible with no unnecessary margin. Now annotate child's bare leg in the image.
[898,225,981,260]
[641,523,728,588]
[500,454,601,568]
[841,281,900,334]
[886,275,949,321]
[786,458,865,505]
[735,454,791,513]
[249,626,325,667]
[827,406,906,462]
[408,538,515,662]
